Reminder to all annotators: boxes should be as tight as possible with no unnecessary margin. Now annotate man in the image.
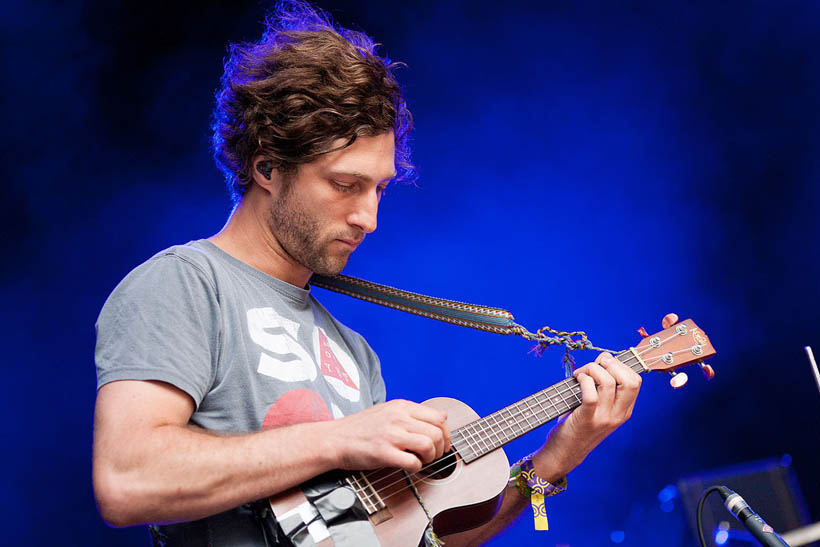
[93,2,654,545]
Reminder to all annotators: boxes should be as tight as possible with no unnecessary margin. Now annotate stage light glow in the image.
[610,530,625,543]
[714,529,729,545]
[657,484,678,503]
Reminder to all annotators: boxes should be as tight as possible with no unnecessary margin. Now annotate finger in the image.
[596,353,641,387]
[402,432,440,464]
[573,371,599,412]
[408,404,451,451]
[596,353,642,418]
[578,362,617,413]
[405,420,447,459]
[389,448,423,472]
[594,352,612,365]
[662,313,679,329]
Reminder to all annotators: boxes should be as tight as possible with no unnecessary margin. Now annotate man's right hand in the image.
[325,400,451,472]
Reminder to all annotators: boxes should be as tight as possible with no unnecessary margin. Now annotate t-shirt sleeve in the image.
[366,346,386,405]
[95,253,221,407]
[353,332,386,405]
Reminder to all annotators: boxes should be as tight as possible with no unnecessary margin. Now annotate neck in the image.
[451,348,645,463]
[209,190,312,287]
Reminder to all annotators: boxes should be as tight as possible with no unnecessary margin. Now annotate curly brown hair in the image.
[212,0,415,203]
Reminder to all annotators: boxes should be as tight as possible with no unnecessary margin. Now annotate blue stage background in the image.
[2,1,819,545]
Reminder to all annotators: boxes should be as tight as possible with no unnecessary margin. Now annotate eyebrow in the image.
[331,170,397,183]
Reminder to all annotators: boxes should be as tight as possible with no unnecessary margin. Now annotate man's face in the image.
[268,132,396,276]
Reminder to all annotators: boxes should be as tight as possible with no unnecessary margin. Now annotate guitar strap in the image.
[309,274,611,375]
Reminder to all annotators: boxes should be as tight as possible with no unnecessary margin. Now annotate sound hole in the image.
[418,450,458,480]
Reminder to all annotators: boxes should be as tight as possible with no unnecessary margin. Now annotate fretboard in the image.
[451,348,645,463]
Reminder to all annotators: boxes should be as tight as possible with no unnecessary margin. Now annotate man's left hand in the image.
[530,313,678,483]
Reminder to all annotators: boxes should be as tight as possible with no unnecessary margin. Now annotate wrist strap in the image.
[509,454,567,531]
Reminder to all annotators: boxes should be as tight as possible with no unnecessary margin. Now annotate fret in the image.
[520,397,538,430]
[484,413,508,450]
[494,408,518,444]
[555,381,575,410]
[555,382,575,413]
[531,390,553,423]
[466,422,490,457]
[516,403,531,431]
[475,419,495,455]
[451,433,474,461]
[569,381,583,406]
[501,404,523,439]
[497,406,520,438]
[540,385,564,417]
[457,428,480,460]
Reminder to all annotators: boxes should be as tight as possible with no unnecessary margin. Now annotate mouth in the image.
[335,238,362,250]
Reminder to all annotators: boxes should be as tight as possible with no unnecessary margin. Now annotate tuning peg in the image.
[669,371,688,389]
[638,327,649,338]
[698,361,715,380]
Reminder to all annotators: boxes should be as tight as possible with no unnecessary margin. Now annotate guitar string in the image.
[354,333,701,507]
[373,379,597,506]
[360,352,646,502]
[362,352,641,498]
[363,345,659,499]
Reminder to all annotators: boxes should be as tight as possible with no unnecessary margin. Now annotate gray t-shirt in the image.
[95,239,386,544]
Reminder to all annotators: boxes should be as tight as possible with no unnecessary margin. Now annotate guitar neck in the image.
[451,348,646,463]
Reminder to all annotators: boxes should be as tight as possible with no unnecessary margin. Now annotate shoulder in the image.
[112,240,223,294]
[97,241,229,325]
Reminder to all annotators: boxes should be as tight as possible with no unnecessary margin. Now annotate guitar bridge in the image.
[346,471,393,524]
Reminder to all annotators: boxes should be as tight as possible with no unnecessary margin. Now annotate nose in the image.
[347,189,379,234]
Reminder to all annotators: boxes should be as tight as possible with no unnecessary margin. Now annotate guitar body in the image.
[269,397,510,547]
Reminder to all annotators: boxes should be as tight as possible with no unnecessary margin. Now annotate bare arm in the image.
[93,380,450,527]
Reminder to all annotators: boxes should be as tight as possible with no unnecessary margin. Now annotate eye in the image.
[331,179,355,193]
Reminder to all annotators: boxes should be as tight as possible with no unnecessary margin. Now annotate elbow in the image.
[93,464,144,527]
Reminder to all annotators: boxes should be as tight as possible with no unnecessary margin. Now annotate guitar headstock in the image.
[633,319,716,388]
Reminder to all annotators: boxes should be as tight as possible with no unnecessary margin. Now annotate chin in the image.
[311,257,349,277]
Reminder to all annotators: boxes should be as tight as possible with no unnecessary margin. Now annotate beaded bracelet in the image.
[508,454,567,531]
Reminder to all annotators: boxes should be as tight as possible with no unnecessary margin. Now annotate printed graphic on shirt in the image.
[247,307,317,382]
[247,306,361,403]
[261,389,333,430]
[314,328,361,403]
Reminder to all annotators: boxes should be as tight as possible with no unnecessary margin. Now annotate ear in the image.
[251,156,279,195]
[255,159,273,180]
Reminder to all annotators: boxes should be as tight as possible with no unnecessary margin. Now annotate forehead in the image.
[314,132,396,182]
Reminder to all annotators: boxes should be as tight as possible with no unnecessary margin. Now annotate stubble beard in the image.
[268,187,353,277]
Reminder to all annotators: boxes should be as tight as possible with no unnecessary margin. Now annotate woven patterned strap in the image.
[310,274,520,335]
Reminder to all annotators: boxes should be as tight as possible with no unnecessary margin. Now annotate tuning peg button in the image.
[669,371,689,389]
[698,362,715,380]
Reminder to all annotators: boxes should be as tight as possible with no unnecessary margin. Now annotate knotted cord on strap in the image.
[513,324,614,377]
